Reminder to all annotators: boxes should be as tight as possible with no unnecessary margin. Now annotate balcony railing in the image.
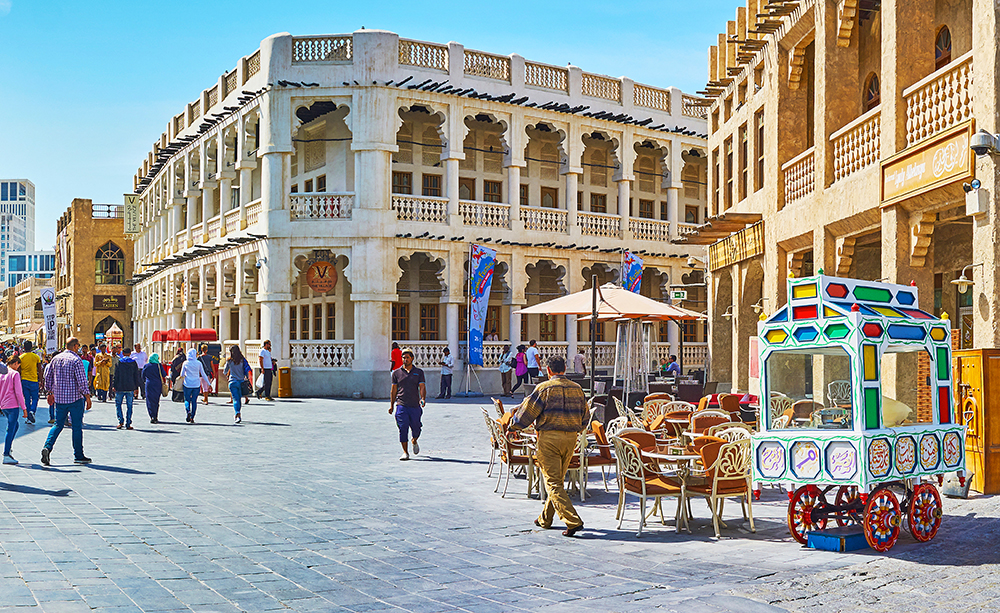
[289,341,354,368]
[398,341,449,369]
[525,61,569,92]
[224,207,241,234]
[464,49,510,82]
[290,193,354,220]
[459,200,510,228]
[579,211,622,238]
[831,106,881,182]
[520,205,568,233]
[782,147,815,204]
[629,218,671,241]
[677,222,699,236]
[292,36,352,63]
[392,194,449,224]
[206,215,221,239]
[903,50,973,147]
[245,198,262,226]
[398,39,448,71]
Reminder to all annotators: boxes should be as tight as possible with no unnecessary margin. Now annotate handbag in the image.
[240,379,253,397]
[161,377,169,397]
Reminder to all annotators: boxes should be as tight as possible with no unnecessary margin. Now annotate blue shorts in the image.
[395,404,422,443]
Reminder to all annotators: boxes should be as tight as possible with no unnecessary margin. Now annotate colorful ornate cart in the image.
[752,274,966,551]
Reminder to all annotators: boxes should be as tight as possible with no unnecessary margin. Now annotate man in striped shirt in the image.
[511,355,588,537]
[41,337,93,466]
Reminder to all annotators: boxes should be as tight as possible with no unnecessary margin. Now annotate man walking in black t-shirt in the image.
[389,348,426,461]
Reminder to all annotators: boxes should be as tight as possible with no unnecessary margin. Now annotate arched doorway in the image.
[95,316,123,348]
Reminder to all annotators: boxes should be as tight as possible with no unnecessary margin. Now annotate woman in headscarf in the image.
[93,345,112,402]
[181,348,211,423]
[142,353,165,424]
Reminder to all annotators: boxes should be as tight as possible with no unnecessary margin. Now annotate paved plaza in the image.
[0,395,996,612]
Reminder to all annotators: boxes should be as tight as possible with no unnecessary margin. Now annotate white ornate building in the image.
[129,30,710,397]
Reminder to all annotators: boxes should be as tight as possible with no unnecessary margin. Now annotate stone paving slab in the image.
[0,396,995,611]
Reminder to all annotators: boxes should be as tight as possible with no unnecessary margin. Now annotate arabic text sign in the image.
[881,121,974,205]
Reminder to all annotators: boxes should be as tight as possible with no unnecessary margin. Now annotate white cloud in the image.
[0,1,10,16]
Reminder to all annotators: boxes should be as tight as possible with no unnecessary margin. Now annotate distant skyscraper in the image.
[6,250,56,288]
[0,179,36,288]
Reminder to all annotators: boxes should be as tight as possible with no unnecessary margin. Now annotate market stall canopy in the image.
[151,330,168,342]
[178,328,218,342]
[516,283,705,321]
[165,329,180,341]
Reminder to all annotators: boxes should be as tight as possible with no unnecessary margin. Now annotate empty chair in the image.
[491,420,538,498]
[717,393,742,422]
[587,421,616,491]
[605,416,631,439]
[686,438,755,538]
[708,423,753,442]
[827,380,852,407]
[492,397,505,418]
[482,407,500,477]
[690,412,730,435]
[792,399,823,421]
[612,436,686,536]
[769,395,792,425]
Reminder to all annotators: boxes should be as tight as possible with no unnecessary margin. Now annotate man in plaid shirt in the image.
[41,337,93,466]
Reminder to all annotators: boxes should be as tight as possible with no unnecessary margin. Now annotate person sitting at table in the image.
[661,355,680,377]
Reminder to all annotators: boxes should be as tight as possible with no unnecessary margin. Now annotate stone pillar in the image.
[171,202,182,252]
[238,165,253,229]
[566,314,578,366]
[445,156,461,223]
[618,178,632,239]
[238,303,250,347]
[509,306,523,348]
[185,192,198,247]
[446,302,460,367]
[219,306,231,342]
[881,0,934,158]
[565,171,579,231]
[507,164,523,232]
[666,185,681,238]
[219,176,232,236]
[201,185,215,240]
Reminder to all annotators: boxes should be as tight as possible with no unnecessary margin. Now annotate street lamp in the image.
[951,263,983,294]
[721,305,735,320]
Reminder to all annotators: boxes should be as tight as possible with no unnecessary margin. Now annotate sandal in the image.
[562,524,584,537]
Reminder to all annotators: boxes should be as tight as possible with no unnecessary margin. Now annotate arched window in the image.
[95,242,125,285]
[863,74,880,113]
[935,26,952,70]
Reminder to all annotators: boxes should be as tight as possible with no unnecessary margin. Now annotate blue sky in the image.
[0,0,738,248]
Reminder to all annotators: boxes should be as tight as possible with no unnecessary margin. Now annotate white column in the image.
[566,314,578,364]
[666,185,681,238]
[507,164,522,232]
[509,305,523,347]
[446,302,460,365]
[219,177,232,236]
[185,193,197,247]
[238,166,253,229]
[565,171,580,233]
[618,178,631,238]
[239,304,250,349]
[171,203,182,252]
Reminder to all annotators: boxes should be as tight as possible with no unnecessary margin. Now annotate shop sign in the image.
[881,121,974,206]
[671,290,688,301]
[124,194,140,235]
[93,295,125,310]
[306,261,337,294]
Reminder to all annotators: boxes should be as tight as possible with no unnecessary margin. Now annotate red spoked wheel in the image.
[834,485,861,527]
[907,482,942,542]
[863,487,901,552]
[787,485,828,544]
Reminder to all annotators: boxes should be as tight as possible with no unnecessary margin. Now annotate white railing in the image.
[244,340,262,368]
[588,342,616,367]
[459,341,510,368]
[520,206,568,233]
[224,207,241,233]
[392,194,449,224]
[629,218,671,241]
[579,211,622,238]
[903,50,973,147]
[682,94,709,119]
[464,49,511,82]
[831,107,881,182]
[246,198,262,226]
[677,222,699,235]
[190,222,203,239]
[683,343,709,369]
[400,341,449,369]
[536,342,569,362]
[398,39,448,71]
[582,73,621,102]
[292,36,352,62]
[290,341,354,368]
[246,50,260,80]
[782,147,815,204]
[207,216,221,239]
[525,61,568,92]
[634,84,671,112]
[290,193,354,220]
[459,200,510,228]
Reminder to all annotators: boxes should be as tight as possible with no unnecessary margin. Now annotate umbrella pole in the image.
[590,275,597,398]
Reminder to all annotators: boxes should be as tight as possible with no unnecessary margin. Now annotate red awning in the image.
[165,329,180,341]
[178,328,218,342]
[151,330,168,342]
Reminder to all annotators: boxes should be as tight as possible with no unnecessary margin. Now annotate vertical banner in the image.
[468,244,497,366]
[623,251,644,293]
[58,229,68,277]
[41,287,57,354]
[124,194,140,235]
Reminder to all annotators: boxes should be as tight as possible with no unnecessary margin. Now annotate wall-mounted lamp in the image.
[751,297,769,319]
[952,263,983,294]
[721,305,735,320]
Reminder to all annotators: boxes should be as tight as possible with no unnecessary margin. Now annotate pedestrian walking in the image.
[141,353,165,424]
[93,345,112,402]
[19,341,41,425]
[526,339,541,381]
[132,344,148,399]
[498,343,515,397]
[111,346,141,430]
[574,347,587,376]
[389,347,426,461]
[436,347,454,399]
[180,349,211,423]
[257,340,274,401]
[41,337,92,466]
[222,346,250,423]
[198,344,215,404]
[0,354,26,464]
[390,341,403,371]
[509,355,588,537]
[511,345,529,394]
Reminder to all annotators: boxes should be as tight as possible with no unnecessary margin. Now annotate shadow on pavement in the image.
[85,465,155,475]
[0,482,72,497]
[422,456,491,466]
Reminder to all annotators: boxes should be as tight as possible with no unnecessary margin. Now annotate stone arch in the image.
[291,101,353,192]
[712,269,734,384]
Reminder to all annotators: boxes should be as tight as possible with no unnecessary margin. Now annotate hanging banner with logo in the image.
[306,261,337,294]
[41,287,57,354]
[124,194,140,235]
[623,251,644,293]
[468,244,497,366]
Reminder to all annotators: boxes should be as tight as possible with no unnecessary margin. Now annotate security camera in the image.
[970,129,998,157]
[255,256,266,269]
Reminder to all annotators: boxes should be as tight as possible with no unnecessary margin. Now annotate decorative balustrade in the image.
[590,342,616,367]
[682,95,709,119]
[782,147,815,204]
[246,198,262,226]
[677,222,699,235]
[190,222,203,239]
[399,39,448,71]
[831,107,881,182]
[459,200,510,228]
[224,70,238,96]
[206,216,221,239]
[224,207,241,233]
[244,340,262,367]
[520,206,568,233]
[207,86,218,109]
[582,73,621,102]
[525,61,568,92]
[290,341,355,368]
[458,341,509,368]
[190,99,201,120]
[392,195,449,223]
[579,211,622,238]
[290,193,354,220]
[682,344,709,368]
[292,36,353,62]
[903,51,973,147]
[535,342,569,362]
[245,50,261,81]
[402,341,449,369]
[464,50,510,82]
[634,84,671,112]
[629,218,671,242]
